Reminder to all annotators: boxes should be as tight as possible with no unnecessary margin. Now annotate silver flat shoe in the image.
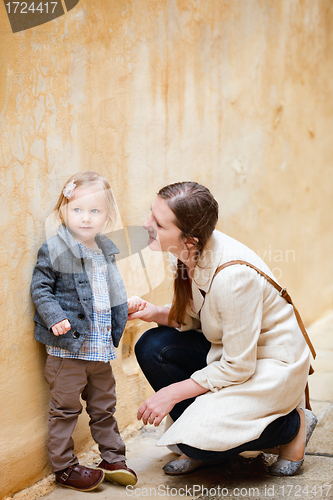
[162,453,225,476]
[163,455,204,475]
[268,408,318,476]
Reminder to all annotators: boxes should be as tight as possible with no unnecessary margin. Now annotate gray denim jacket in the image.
[31,225,128,352]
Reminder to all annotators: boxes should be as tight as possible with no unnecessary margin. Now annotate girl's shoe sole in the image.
[100,468,137,486]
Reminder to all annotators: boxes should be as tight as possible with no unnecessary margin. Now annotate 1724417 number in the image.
[5,2,58,14]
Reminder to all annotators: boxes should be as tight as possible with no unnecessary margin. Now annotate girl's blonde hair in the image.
[54,171,117,230]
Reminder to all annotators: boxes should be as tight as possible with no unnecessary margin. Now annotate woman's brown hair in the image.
[158,181,218,326]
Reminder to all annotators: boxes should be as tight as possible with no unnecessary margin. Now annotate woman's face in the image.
[143,196,184,256]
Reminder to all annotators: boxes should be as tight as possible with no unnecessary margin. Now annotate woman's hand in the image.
[127,301,160,322]
[52,319,71,336]
[128,303,181,327]
[137,379,209,426]
[137,386,177,426]
[127,296,147,315]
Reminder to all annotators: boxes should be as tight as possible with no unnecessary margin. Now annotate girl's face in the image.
[143,196,184,257]
[66,187,109,248]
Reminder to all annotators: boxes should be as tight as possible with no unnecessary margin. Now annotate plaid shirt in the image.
[47,244,116,362]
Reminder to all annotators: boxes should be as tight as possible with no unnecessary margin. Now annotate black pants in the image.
[135,326,300,462]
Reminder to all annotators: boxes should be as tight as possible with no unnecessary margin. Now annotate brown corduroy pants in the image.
[44,355,126,472]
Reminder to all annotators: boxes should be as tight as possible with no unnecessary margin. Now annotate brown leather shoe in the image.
[55,464,105,491]
[97,460,137,486]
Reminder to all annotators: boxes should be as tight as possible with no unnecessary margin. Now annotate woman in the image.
[128,181,317,477]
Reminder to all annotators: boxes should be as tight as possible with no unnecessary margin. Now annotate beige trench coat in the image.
[157,230,311,452]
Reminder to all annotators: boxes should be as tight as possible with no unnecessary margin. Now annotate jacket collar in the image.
[57,225,120,258]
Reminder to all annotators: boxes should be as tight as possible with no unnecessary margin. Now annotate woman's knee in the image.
[134,326,175,366]
[135,327,156,364]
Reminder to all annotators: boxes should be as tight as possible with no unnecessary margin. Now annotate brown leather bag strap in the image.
[213,260,316,360]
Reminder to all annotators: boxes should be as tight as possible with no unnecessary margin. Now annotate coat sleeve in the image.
[191,265,265,391]
[30,243,68,330]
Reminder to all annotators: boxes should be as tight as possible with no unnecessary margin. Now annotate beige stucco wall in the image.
[1,0,333,497]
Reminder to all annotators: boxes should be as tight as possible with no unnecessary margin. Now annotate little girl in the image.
[31,171,144,492]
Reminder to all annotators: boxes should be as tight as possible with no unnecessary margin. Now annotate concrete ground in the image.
[6,312,333,500]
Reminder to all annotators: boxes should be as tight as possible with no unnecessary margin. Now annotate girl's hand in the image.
[127,301,159,322]
[137,386,177,426]
[127,296,147,315]
[52,319,71,336]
